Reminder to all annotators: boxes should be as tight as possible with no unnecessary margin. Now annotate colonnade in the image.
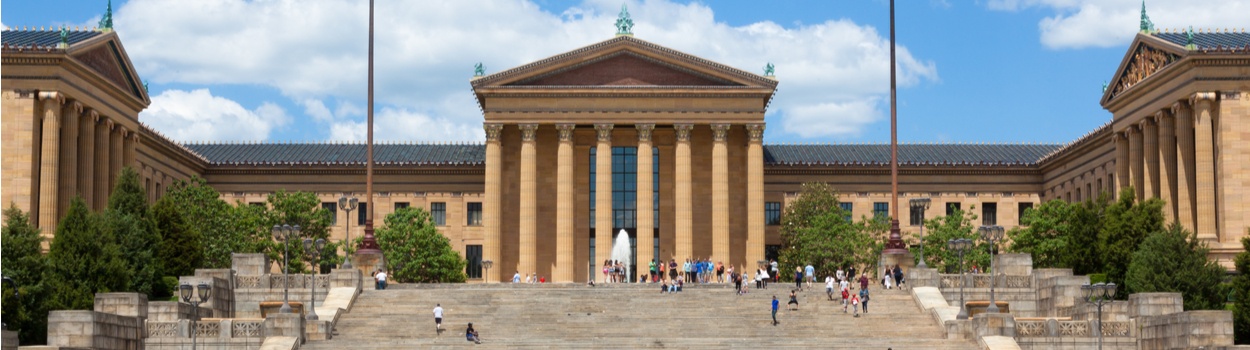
[31,91,139,231]
[480,122,766,283]
[1115,92,1218,242]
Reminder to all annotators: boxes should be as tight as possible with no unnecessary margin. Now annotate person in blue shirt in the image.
[771,295,780,325]
[804,264,815,288]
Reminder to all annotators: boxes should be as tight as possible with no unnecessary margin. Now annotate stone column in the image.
[518,123,539,278]
[1115,132,1130,195]
[79,110,97,207]
[673,124,694,262]
[37,92,63,230]
[483,124,503,282]
[124,131,137,169]
[635,124,655,278]
[594,123,614,278]
[110,126,125,193]
[710,124,731,264]
[1142,118,1159,199]
[1128,125,1144,200]
[94,118,111,210]
[1191,92,1218,242]
[746,124,765,268]
[1173,102,1197,234]
[59,101,81,215]
[1156,110,1177,222]
[554,124,575,282]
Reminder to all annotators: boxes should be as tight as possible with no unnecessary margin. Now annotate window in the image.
[465,245,482,279]
[1097,179,1103,196]
[322,202,338,224]
[589,146,659,230]
[982,202,998,226]
[872,202,889,222]
[909,204,924,226]
[394,202,409,210]
[1018,202,1034,224]
[358,203,369,225]
[1076,188,1082,202]
[946,202,961,216]
[466,202,483,226]
[838,202,853,221]
[1086,184,1092,201]
[431,202,446,226]
[765,202,782,225]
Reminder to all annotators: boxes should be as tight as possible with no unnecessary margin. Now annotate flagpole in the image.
[358,0,381,255]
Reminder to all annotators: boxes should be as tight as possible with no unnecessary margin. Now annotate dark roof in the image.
[184,143,486,166]
[1153,31,1250,51]
[2,29,104,48]
[763,144,1063,166]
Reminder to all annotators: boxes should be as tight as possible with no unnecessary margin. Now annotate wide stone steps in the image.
[305,284,975,350]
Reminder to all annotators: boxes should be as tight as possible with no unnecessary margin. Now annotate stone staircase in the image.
[304,283,978,349]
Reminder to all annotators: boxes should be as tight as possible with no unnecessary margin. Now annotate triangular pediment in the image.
[68,33,148,103]
[1101,35,1185,104]
[472,35,777,90]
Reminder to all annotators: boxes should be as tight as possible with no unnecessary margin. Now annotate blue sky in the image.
[4,0,1245,144]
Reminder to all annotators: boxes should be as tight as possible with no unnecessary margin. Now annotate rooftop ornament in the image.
[58,26,69,48]
[763,62,775,77]
[99,0,114,32]
[1186,26,1196,50]
[473,62,485,77]
[615,4,634,36]
[1139,0,1154,33]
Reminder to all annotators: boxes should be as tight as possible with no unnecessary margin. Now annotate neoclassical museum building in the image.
[3,21,1248,282]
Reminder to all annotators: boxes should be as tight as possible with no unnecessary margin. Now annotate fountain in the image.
[610,229,632,282]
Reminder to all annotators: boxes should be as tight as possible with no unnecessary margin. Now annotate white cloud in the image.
[140,89,289,142]
[115,0,939,140]
[783,99,883,138]
[986,0,1250,49]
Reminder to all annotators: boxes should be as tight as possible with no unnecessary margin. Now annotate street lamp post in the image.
[339,196,359,269]
[271,224,301,313]
[482,260,494,283]
[979,225,1005,313]
[948,238,973,319]
[180,282,212,350]
[909,198,932,268]
[303,238,327,321]
[1082,282,1117,350]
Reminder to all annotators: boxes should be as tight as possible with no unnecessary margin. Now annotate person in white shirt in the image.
[433,304,444,331]
[374,270,388,290]
[825,276,835,301]
[512,271,521,283]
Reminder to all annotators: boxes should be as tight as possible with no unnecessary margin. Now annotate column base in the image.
[352,252,386,277]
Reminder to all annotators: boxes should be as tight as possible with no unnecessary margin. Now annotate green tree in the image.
[1068,194,1110,275]
[1,204,49,344]
[1007,194,1109,274]
[152,195,202,278]
[44,197,130,311]
[106,166,163,297]
[919,206,990,274]
[162,177,266,268]
[776,183,873,279]
[1125,223,1225,310]
[262,190,339,273]
[375,206,466,283]
[1232,236,1250,344]
[1098,189,1165,290]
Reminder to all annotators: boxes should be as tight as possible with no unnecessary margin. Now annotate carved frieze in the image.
[1111,44,1179,99]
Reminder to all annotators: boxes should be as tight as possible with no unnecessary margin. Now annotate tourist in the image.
[683,259,692,284]
[465,323,481,344]
[716,261,725,283]
[539,275,545,283]
[513,271,521,283]
[804,264,815,288]
[893,265,905,290]
[771,295,780,326]
[734,270,743,295]
[433,304,444,332]
[883,272,893,290]
[848,266,857,288]
[669,259,678,282]
[375,269,387,290]
[788,289,799,310]
[726,265,735,285]
[603,260,611,283]
[825,275,835,301]
[859,287,870,314]
[675,278,683,292]
[838,277,849,295]
[794,267,803,290]
[858,273,869,291]
[759,268,770,289]
[841,287,850,313]
[649,259,657,283]
[836,267,845,283]
[851,294,861,317]
[770,259,780,283]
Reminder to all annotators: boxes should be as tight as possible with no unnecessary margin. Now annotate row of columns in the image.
[481,122,765,282]
[31,91,139,231]
[1115,92,1218,241]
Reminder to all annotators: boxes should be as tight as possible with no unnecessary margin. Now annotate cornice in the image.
[765,166,1042,177]
[203,167,484,176]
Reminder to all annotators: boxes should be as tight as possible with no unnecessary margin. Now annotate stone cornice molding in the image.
[203,167,484,176]
[673,124,693,142]
[483,123,504,142]
[519,123,539,142]
[635,123,655,143]
[710,124,730,142]
[765,167,1042,177]
[555,124,575,142]
[594,123,614,142]
[745,124,765,143]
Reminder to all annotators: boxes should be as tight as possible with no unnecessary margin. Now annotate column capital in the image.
[483,123,504,142]
[1139,117,1155,127]
[118,125,130,138]
[519,123,539,142]
[1170,100,1189,114]
[594,123,614,142]
[745,123,765,143]
[67,100,84,114]
[130,132,141,143]
[710,123,730,142]
[37,91,63,104]
[555,124,575,142]
[674,123,693,142]
[1153,109,1171,122]
[1190,92,1217,104]
[105,118,115,130]
[86,109,100,122]
[635,123,655,143]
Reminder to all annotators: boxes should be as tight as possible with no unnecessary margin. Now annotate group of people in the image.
[512,271,547,284]
[880,264,906,290]
[601,260,629,283]
[432,303,481,344]
[642,258,729,285]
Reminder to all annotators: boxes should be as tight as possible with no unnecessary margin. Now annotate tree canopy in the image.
[919,205,991,274]
[1099,189,1165,289]
[375,206,466,283]
[44,197,130,311]
[1125,223,1226,310]
[2,204,50,344]
[777,182,881,280]
[1007,194,1109,274]
[105,167,164,298]
[1232,236,1250,344]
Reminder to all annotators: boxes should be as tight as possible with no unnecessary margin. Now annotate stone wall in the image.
[147,301,196,322]
[143,318,266,350]
[1138,310,1237,350]
[44,310,144,350]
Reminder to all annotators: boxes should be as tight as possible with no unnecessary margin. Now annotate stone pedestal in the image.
[352,251,386,276]
[1128,293,1183,318]
[3,329,18,350]
[232,253,270,276]
[972,312,1016,338]
[908,267,939,288]
[879,250,914,279]
[263,312,305,344]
